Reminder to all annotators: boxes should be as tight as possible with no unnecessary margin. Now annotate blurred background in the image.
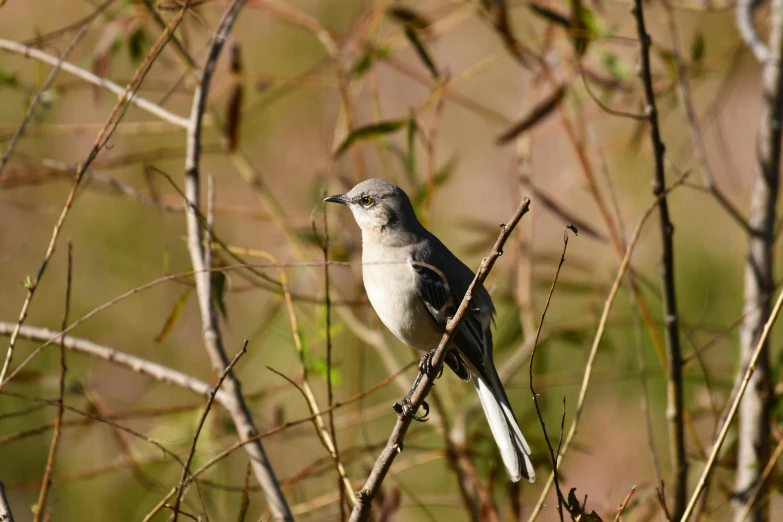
[0,0,780,520]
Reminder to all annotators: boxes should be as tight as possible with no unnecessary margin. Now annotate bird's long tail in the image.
[473,365,535,482]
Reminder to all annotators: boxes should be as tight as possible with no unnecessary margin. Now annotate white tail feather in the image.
[474,376,535,483]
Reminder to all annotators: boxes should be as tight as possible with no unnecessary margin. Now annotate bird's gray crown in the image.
[324,178,424,244]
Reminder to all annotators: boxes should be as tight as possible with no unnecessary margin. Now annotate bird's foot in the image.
[397,396,429,422]
[418,349,443,379]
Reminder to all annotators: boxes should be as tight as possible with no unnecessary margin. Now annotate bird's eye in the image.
[360,196,374,207]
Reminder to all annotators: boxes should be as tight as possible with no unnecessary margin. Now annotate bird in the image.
[324,178,535,483]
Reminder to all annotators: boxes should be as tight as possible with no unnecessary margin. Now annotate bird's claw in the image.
[399,397,429,422]
[418,349,442,379]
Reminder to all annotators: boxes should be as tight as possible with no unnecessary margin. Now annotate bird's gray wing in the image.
[411,251,492,382]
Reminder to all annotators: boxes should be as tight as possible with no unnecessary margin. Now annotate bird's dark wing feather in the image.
[411,246,493,381]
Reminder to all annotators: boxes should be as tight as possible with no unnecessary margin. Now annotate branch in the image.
[0,40,190,128]
[172,341,248,522]
[0,322,228,403]
[347,197,531,522]
[681,286,783,521]
[529,227,575,522]
[526,173,690,522]
[632,0,687,517]
[180,0,292,520]
[32,241,72,522]
[734,1,783,519]
[737,0,771,63]
[0,4,191,389]
[0,24,90,176]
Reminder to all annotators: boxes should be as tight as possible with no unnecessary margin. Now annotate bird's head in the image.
[324,179,421,239]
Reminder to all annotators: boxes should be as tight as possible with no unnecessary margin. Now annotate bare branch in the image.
[32,241,72,522]
[734,1,783,519]
[0,4,191,389]
[172,340,248,522]
[0,40,190,128]
[0,25,90,176]
[529,228,575,522]
[632,0,687,515]
[527,173,690,522]
[682,287,783,521]
[0,322,227,403]
[179,0,292,519]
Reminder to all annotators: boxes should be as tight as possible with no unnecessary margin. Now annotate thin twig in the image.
[529,227,574,522]
[661,0,751,234]
[32,241,72,522]
[0,40,190,128]
[347,197,531,522]
[738,434,783,521]
[0,24,90,176]
[139,364,414,520]
[172,341,248,522]
[527,173,690,522]
[0,3,191,389]
[318,196,346,517]
[632,0,687,516]
[681,287,783,520]
[613,486,637,522]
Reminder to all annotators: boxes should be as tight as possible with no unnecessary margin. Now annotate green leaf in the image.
[404,27,438,79]
[334,119,407,157]
[212,269,229,321]
[308,358,342,385]
[154,289,191,343]
[600,49,631,81]
[349,45,391,79]
[656,49,679,82]
[127,26,148,66]
[0,67,19,88]
[571,0,597,57]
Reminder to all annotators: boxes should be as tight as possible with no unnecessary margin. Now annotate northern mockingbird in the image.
[325,178,535,483]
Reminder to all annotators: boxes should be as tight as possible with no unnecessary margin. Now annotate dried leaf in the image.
[334,119,407,157]
[224,84,243,152]
[404,27,438,79]
[387,6,431,32]
[529,3,571,28]
[496,86,566,143]
[154,288,191,343]
[519,175,607,242]
[493,0,530,67]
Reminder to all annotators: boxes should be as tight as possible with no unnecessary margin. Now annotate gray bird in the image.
[324,178,535,482]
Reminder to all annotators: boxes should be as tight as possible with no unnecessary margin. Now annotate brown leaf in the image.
[496,86,566,143]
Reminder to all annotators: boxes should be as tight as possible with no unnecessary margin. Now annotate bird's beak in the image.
[323,194,349,205]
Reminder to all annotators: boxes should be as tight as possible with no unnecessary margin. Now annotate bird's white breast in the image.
[362,247,441,351]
